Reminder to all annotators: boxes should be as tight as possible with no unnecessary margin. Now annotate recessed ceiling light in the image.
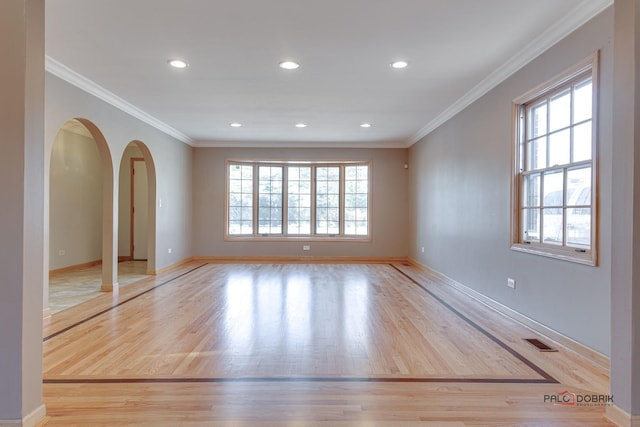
[295,123,307,128]
[230,123,242,128]
[391,60,408,69]
[168,59,188,69]
[360,123,372,128]
[279,61,300,70]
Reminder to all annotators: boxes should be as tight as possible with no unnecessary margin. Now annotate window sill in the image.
[224,235,372,243]
[510,243,596,266]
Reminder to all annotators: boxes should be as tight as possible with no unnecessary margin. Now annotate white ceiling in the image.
[45,0,611,148]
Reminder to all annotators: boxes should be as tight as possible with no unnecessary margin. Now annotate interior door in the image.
[132,158,148,260]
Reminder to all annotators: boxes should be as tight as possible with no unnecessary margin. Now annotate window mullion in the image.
[253,163,258,237]
[562,167,568,247]
[282,166,288,236]
[311,165,316,237]
[545,98,551,168]
[340,165,345,237]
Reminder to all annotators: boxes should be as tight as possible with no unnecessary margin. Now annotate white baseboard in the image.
[605,405,640,427]
[42,307,51,321]
[407,258,610,370]
[192,256,408,264]
[0,403,46,427]
[22,405,46,427]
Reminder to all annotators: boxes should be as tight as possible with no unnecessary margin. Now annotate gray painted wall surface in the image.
[610,0,640,415]
[192,147,409,258]
[408,8,613,355]
[45,74,193,271]
[49,129,103,269]
[0,0,45,420]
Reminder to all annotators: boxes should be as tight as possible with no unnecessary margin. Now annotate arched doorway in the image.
[118,140,157,274]
[48,118,117,313]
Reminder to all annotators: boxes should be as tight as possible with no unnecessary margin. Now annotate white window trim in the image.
[224,159,372,242]
[510,51,599,266]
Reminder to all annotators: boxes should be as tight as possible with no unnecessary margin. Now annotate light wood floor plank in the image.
[38,262,612,426]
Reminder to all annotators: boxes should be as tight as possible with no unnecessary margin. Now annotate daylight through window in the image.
[512,53,598,265]
[227,161,370,239]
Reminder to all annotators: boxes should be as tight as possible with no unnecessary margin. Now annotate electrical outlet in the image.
[58,249,65,256]
[507,278,516,289]
[168,248,172,254]
[421,247,425,253]
[303,245,310,251]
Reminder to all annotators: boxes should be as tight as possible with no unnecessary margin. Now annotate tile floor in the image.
[48,261,149,314]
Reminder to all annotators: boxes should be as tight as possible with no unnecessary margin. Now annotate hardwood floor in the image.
[38,262,612,426]
[48,261,150,314]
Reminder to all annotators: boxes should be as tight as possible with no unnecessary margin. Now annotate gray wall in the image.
[45,73,193,272]
[192,147,409,258]
[49,129,103,269]
[610,0,640,415]
[408,7,613,355]
[0,0,45,421]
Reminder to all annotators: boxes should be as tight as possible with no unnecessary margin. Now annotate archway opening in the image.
[118,140,157,275]
[48,118,116,313]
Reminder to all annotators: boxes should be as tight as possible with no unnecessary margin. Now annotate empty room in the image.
[2,0,639,426]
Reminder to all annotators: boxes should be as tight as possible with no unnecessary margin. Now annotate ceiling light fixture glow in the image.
[360,123,372,128]
[391,60,408,69]
[295,123,307,128]
[279,61,300,70]
[230,123,242,128]
[168,59,189,69]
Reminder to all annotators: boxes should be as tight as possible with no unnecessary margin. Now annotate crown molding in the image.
[405,0,613,147]
[45,55,194,146]
[192,139,405,149]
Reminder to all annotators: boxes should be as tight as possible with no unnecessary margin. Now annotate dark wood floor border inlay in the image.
[389,264,558,384]
[44,263,209,342]
[43,377,554,385]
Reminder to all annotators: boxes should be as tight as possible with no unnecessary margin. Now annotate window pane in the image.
[228,164,253,235]
[549,89,571,132]
[526,137,546,171]
[543,171,563,207]
[287,166,311,235]
[567,167,591,207]
[228,161,370,239]
[573,121,592,162]
[316,167,340,234]
[573,79,592,123]
[517,66,596,256]
[542,208,563,245]
[344,165,369,235]
[549,129,570,167]
[522,208,540,242]
[258,166,283,234]
[566,208,591,248]
[522,174,540,207]
[530,102,547,138]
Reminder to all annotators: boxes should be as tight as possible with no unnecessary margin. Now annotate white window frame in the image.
[510,52,599,266]
[225,159,372,241]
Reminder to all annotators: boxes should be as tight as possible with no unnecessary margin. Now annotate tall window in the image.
[226,161,370,239]
[315,167,340,235]
[344,165,369,236]
[258,166,283,234]
[512,53,598,265]
[228,164,253,235]
[287,167,311,235]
